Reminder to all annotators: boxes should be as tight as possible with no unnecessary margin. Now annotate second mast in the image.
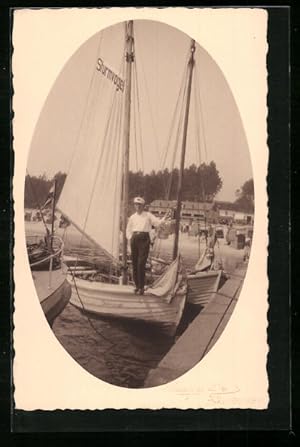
[173,39,196,260]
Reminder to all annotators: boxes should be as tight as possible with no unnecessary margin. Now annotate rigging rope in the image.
[75,85,120,258]
[152,45,191,257]
[159,63,189,174]
[195,64,208,163]
[195,61,212,259]
[133,60,145,173]
[190,62,206,259]
[70,267,176,365]
[132,75,139,172]
[193,71,202,167]
[165,74,189,200]
[60,30,107,265]
[152,65,189,258]
[199,281,239,361]
[69,268,116,349]
[65,31,104,177]
[72,44,126,272]
[134,26,161,170]
[84,58,125,229]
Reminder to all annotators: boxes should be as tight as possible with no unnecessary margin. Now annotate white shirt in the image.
[126,211,164,240]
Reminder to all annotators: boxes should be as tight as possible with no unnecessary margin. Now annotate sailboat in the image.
[165,36,225,307]
[136,32,225,307]
[56,21,188,336]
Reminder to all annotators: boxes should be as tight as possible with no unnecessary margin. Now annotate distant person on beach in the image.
[126,197,171,295]
[207,225,218,248]
[243,236,251,261]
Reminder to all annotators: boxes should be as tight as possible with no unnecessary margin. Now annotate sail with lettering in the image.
[57,24,126,259]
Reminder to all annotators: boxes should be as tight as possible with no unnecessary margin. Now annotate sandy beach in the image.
[25,220,246,274]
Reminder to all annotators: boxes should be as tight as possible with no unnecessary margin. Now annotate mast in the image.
[172,39,196,260]
[50,178,57,251]
[121,20,134,284]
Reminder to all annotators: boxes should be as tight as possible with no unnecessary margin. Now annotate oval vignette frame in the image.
[24,18,255,390]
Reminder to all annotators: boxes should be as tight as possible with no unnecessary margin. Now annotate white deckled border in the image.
[13,7,268,410]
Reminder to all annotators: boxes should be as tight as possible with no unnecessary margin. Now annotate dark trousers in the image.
[130,232,150,290]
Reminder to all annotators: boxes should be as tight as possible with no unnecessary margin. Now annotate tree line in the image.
[24,164,253,213]
[25,172,67,209]
[25,163,222,210]
[234,178,254,213]
[128,162,222,204]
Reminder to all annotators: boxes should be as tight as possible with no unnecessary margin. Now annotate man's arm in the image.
[126,216,133,240]
[149,210,171,228]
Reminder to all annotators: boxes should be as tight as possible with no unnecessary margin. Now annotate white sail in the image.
[57,25,126,259]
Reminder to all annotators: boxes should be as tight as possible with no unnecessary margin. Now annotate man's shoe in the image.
[133,288,139,294]
[139,288,144,295]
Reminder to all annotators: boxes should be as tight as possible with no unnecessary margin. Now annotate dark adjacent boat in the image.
[27,219,71,325]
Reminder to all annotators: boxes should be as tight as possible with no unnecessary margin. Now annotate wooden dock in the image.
[144,265,247,387]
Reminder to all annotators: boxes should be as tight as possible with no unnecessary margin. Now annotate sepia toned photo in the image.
[13,8,269,410]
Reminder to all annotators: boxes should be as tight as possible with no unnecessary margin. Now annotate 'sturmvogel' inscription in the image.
[96,57,125,92]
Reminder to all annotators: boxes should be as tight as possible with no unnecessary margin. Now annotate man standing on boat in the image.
[126,197,171,295]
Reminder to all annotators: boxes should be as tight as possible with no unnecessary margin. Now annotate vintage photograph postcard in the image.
[13,7,269,410]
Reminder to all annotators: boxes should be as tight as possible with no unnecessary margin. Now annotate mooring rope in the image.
[199,281,241,361]
[69,267,116,349]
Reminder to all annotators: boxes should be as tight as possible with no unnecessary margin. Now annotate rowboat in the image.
[187,270,224,306]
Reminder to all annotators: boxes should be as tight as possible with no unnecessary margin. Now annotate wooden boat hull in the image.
[68,275,186,336]
[187,270,224,306]
[32,265,72,326]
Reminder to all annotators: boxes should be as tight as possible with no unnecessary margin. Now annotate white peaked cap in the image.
[133,197,145,205]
